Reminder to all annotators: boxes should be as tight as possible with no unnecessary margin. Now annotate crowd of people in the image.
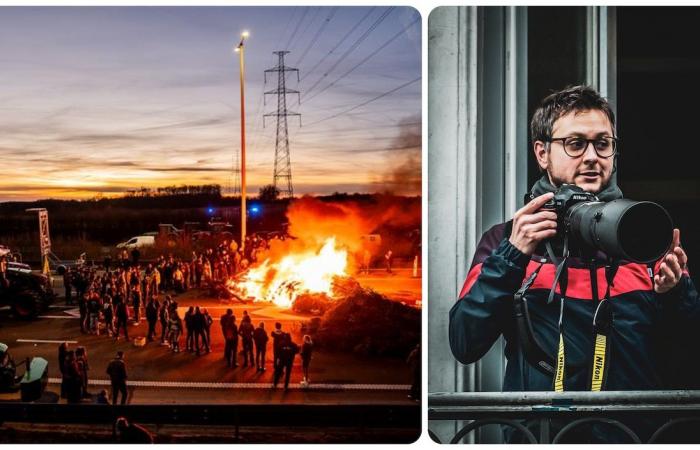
[56,241,315,403]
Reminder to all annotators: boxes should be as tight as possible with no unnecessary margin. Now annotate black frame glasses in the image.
[547,136,618,158]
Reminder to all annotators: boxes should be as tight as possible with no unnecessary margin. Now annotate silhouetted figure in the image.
[300,335,313,384]
[274,333,299,390]
[253,322,269,372]
[271,322,285,372]
[145,296,159,342]
[239,317,255,367]
[221,309,238,367]
[106,351,128,405]
[114,417,153,444]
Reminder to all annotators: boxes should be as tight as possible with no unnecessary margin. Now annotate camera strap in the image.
[589,261,618,391]
[514,259,558,374]
[547,236,569,392]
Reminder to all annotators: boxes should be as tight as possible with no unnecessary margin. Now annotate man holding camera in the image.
[449,85,698,442]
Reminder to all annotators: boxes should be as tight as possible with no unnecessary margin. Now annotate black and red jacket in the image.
[449,221,700,392]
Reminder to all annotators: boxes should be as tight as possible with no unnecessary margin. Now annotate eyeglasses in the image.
[547,136,617,158]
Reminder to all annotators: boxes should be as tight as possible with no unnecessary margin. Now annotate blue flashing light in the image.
[207,207,215,215]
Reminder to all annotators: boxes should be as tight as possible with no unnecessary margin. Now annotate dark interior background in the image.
[528,6,700,388]
[617,6,700,291]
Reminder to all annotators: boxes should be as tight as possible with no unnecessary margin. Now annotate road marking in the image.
[38,315,80,319]
[46,378,409,391]
[17,339,78,344]
[65,308,81,318]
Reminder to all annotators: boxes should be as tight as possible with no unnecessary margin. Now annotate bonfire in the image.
[227,236,349,308]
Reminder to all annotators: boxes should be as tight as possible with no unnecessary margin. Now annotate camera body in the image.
[541,184,598,216]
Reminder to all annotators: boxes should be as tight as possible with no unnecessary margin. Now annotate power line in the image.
[302,15,420,104]
[302,7,395,100]
[285,6,310,50]
[275,7,298,50]
[295,7,338,67]
[299,7,375,83]
[293,7,322,52]
[305,76,420,127]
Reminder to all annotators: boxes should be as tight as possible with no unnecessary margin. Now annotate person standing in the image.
[106,351,128,405]
[168,305,183,353]
[75,346,90,398]
[114,298,129,341]
[202,307,212,354]
[221,309,238,368]
[300,335,313,384]
[131,285,142,325]
[102,293,115,337]
[145,296,159,342]
[253,322,269,372]
[384,249,393,274]
[192,306,205,356]
[159,295,171,345]
[64,350,83,403]
[58,342,69,399]
[184,306,195,352]
[239,317,255,367]
[271,322,285,372]
[274,333,299,390]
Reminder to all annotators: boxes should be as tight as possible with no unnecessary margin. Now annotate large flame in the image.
[232,237,348,308]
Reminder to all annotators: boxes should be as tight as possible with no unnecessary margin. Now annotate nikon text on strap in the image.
[589,261,618,391]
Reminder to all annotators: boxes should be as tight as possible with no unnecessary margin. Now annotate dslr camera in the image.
[529,184,673,263]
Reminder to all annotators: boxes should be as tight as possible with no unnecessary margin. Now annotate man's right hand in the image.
[509,192,558,255]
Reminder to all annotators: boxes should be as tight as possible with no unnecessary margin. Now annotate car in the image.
[116,235,156,250]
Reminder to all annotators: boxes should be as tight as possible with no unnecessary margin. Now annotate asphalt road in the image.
[0,271,421,406]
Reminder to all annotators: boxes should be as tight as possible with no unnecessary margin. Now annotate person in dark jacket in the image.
[75,346,90,398]
[273,333,299,390]
[64,350,83,403]
[114,298,129,341]
[253,322,269,372]
[58,342,69,398]
[145,296,159,342]
[271,322,285,372]
[106,351,128,405]
[221,309,238,367]
[202,307,213,353]
[159,295,171,344]
[192,306,206,356]
[449,86,697,443]
[239,317,255,367]
[184,306,195,352]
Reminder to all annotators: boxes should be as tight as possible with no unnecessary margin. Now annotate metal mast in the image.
[264,51,301,198]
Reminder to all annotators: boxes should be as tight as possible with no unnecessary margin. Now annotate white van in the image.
[116,235,155,249]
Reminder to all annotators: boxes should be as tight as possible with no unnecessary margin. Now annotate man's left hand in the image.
[654,228,688,294]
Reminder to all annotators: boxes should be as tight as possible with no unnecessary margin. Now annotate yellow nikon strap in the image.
[591,333,607,391]
[554,333,566,392]
[550,253,569,392]
[589,262,617,392]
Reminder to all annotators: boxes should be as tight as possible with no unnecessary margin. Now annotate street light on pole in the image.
[235,30,249,252]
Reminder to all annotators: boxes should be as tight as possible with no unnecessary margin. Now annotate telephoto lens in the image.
[566,199,674,263]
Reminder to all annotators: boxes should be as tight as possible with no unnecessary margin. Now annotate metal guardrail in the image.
[429,391,700,444]
[0,403,420,441]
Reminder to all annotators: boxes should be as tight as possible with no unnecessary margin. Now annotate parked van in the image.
[116,235,155,249]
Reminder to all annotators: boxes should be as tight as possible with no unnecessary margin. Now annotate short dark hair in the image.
[530,85,616,143]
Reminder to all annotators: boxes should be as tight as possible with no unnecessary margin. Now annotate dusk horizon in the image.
[0,6,421,202]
